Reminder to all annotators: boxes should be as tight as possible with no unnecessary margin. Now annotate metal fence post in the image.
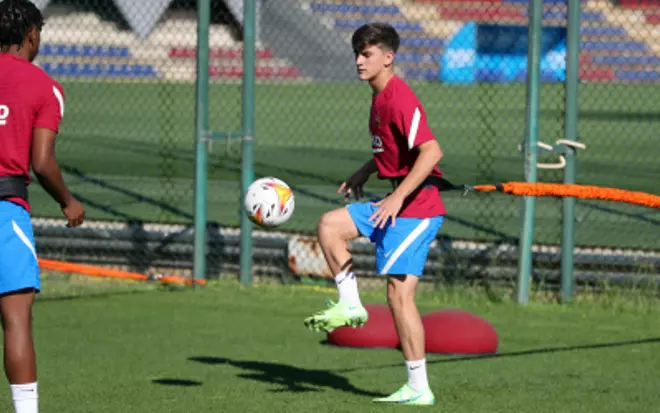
[240,0,257,286]
[561,0,581,304]
[193,0,211,285]
[517,0,543,305]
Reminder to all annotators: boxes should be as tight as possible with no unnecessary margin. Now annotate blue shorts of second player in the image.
[0,201,40,296]
[347,201,443,277]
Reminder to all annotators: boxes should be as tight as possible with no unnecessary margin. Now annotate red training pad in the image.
[422,309,498,354]
[327,304,399,349]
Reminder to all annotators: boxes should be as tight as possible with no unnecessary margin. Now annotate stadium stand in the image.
[35,7,303,81]
[304,0,660,82]
[32,1,658,83]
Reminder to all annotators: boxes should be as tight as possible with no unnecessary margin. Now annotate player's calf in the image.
[0,289,38,413]
[304,207,367,332]
[387,275,429,394]
[316,207,363,306]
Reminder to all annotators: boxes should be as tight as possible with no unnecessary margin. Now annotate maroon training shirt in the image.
[369,75,446,218]
[0,54,65,212]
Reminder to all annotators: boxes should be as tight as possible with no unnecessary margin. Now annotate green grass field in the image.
[28,80,659,249]
[3,274,659,412]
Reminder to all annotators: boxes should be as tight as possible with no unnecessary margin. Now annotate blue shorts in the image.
[0,201,40,295]
[347,201,443,277]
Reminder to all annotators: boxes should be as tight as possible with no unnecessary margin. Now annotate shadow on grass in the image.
[332,337,660,374]
[188,356,386,396]
[152,378,203,387]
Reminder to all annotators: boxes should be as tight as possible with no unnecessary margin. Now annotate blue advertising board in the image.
[441,23,567,84]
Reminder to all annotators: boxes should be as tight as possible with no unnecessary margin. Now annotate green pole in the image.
[561,0,581,304]
[517,0,543,305]
[240,0,256,286]
[193,0,211,285]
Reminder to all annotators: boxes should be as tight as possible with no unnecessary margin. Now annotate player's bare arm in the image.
[369,140,443,229]
[31,128,85,227]
[338,158,378,201]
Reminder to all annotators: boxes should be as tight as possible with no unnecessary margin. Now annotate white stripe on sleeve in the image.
[407,107,421,150]
[52,86,64,117]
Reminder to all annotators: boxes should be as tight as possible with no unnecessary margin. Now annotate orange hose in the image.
[38,259,148,281]
[38,258,206,286]
[474,182,660,209]
[474,184,498,192]
[158,275,206,286]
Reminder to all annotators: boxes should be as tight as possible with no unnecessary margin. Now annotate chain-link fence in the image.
[31,0,203,276]
[30,0,658,294]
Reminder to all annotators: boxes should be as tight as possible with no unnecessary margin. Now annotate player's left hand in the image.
[369,193,404,229]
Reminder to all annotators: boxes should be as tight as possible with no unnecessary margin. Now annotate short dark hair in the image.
[0,0,44,50]
[351,22,400,54]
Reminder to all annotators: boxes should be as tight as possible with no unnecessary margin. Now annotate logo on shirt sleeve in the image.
[372,135,384,153]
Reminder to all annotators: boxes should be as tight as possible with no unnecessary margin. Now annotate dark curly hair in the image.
[0,0,44,51]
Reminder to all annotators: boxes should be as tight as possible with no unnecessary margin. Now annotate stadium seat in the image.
[396,52,444,63]
[209,65,300,80]
[399,37,445,48]
[308,3,400,15]
[412,0,503,3]
[503,0,583,3]
[617,0,660,8]
[580,41,648,51]
[40,44,132,58]
[169,47,275,59]
[40,62,158,78]
[438,6,525,21]
[580,27,628,37]
[403,67,441,80]
[592,55,660,66]
[579,68,615,82]
[646,12,659,25]
[518,10,604,21]
[616,70,660,81]
[334,19,423,32]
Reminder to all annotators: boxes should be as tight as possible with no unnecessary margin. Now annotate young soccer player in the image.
[303,23,446,405]
[1,1,85,411]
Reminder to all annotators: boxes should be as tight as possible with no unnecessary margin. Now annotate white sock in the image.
[334,271,361,306]
[11,382,38,413]
[406,359,429,392]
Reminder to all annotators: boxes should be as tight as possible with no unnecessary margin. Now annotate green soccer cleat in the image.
[303,299,368,333]
[372,384,436,406]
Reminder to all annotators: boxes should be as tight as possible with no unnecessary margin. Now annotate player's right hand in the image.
[62,198,86,228]
[338,169,370,201]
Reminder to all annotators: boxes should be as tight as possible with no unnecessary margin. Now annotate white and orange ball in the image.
[244,177,295,228]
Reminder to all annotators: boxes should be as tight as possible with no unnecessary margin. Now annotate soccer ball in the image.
[244,177,295,228]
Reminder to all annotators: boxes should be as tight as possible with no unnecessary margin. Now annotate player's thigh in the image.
[344,201,384,240]
[375,216,444,277]
[0,202,41,307]
[317,206,361,241]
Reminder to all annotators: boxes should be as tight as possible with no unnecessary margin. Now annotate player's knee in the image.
[316,212,333,237]
[1,310,31,330]
[317,207,360,246]
[0,305,32,332]
[317,209,345,238]
[387,276,416,310]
